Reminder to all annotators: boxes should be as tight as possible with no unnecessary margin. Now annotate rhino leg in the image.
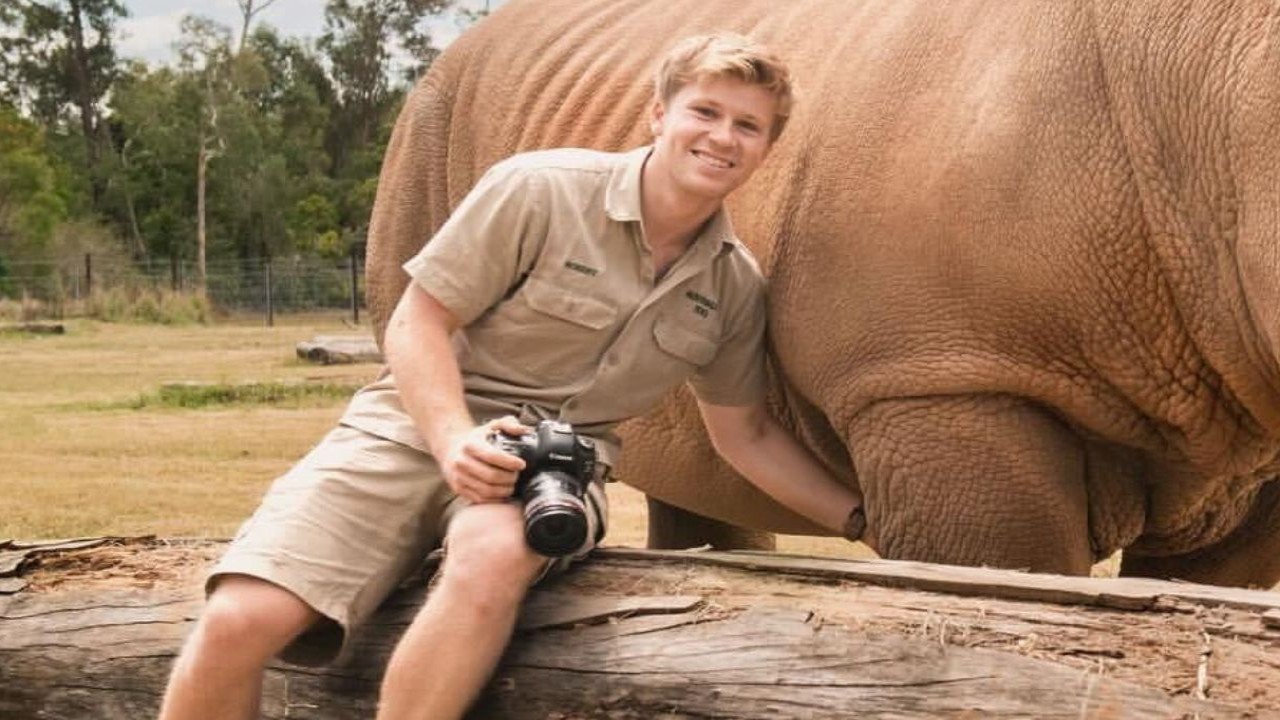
[1120,479,1280,588]
[646,497,776,551]
[848,394,1093,575]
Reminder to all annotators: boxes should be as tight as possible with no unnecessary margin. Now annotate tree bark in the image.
[236,0,281,55]
[66,0,104,206]
[196,134,209,292]
[3,541,1278,718]
[115,138,147,258]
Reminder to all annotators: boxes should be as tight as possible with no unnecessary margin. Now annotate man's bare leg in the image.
[158,575,321,720]
[377,502,545,720]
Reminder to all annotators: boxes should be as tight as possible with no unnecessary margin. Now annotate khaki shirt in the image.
[341,146,768,467]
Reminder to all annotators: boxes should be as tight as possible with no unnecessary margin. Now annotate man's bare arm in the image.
[384,283,527,503]
[697,400,872,545]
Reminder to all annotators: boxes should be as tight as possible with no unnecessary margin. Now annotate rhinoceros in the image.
[366,0,1280,588]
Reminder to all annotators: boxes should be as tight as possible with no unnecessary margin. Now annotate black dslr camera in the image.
[490,420,597,557]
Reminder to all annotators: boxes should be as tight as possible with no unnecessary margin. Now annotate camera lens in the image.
[520,471,588,557]
[525,507,587,556]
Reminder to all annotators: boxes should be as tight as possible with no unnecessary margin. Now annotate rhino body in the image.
[368,0,1280,586]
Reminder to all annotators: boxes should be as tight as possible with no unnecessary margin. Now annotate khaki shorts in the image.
[209,425,608,666]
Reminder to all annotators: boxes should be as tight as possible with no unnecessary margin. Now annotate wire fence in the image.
[0,251,366,325]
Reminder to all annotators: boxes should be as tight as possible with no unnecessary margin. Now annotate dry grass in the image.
[0,314,865,559]
[0,314,375,539]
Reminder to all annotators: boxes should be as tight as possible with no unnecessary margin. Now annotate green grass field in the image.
[0,314,865,559]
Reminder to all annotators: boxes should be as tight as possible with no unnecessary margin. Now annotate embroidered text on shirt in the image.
[564,260,600,276]
[686,290,719,318]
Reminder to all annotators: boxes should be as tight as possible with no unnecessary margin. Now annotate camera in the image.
[490,420,597,557]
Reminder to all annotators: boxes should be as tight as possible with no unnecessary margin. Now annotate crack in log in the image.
[507,663,998,688]
[0,598,192,620]
[33,683,159,697]
[1062,647,1127,659]
[84,652,179,664]
[44,619,191,634]
[612,621,705,638]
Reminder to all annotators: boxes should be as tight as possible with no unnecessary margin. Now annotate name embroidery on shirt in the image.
[564,260,599,277]
[686,290,719,318]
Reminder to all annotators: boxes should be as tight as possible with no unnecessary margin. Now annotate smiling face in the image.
[646,76,779,204]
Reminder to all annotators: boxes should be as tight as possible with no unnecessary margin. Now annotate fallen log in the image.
[0,322,65,335]
[2,539,1278,718]
[295,335,384,365]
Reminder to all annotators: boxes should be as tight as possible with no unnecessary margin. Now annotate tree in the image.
[235,0,283,55]
[175,15,237,291]
[108,63,199,263]
[108,23,342,276]
[457,0,492,26]
[240,27,334,181]
[0,107,69,294]
[319,0,451,175]
[0,0,491,311]
[0,0,127,207]
[223,28,336,261]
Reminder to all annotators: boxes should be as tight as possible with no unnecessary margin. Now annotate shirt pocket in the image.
[468,277,620,386]
[524,278,617,329]
[653,315,719,367]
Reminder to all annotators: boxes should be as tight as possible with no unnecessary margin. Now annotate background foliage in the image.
[0,0,481,314]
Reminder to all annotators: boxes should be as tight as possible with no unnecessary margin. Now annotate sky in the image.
[117,0,488,67]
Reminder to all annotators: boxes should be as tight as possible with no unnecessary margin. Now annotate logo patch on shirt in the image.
[564,260,599,277]
[686,290,719,318]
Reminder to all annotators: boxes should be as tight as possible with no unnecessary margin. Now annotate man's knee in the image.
[438,505,546,607]
[191,575,320,664]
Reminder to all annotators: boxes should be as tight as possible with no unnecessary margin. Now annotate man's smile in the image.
[691,149,735,169]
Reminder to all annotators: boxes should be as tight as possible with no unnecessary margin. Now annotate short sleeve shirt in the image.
[340,147,768,467]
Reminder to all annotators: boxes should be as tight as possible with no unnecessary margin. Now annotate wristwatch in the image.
[842,504,866,542]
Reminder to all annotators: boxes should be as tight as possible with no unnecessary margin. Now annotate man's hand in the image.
[439,415,530,504]
[387,284,527,504]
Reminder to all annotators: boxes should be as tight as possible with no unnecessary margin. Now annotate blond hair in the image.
[654,32,795,141]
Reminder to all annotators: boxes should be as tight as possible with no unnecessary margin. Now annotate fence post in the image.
[170,255,180,292]
[265,256,275,327]
[349,247,360,326]
[84,253,92,297]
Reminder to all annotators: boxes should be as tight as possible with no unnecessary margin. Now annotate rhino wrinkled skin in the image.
[366,0,1280,587]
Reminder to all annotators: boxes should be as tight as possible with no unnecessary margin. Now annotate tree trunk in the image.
[113,138,147,258]
[3,540,1280,718]
[238,1,253,56]
[196,135,208,293]
[122,181,146,259]
[236,0,281,56]
[66,0,104,206]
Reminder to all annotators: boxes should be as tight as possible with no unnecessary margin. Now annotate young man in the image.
[159,32,865,720]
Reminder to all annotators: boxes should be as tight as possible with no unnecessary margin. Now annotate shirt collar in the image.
[606,145,742,255]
